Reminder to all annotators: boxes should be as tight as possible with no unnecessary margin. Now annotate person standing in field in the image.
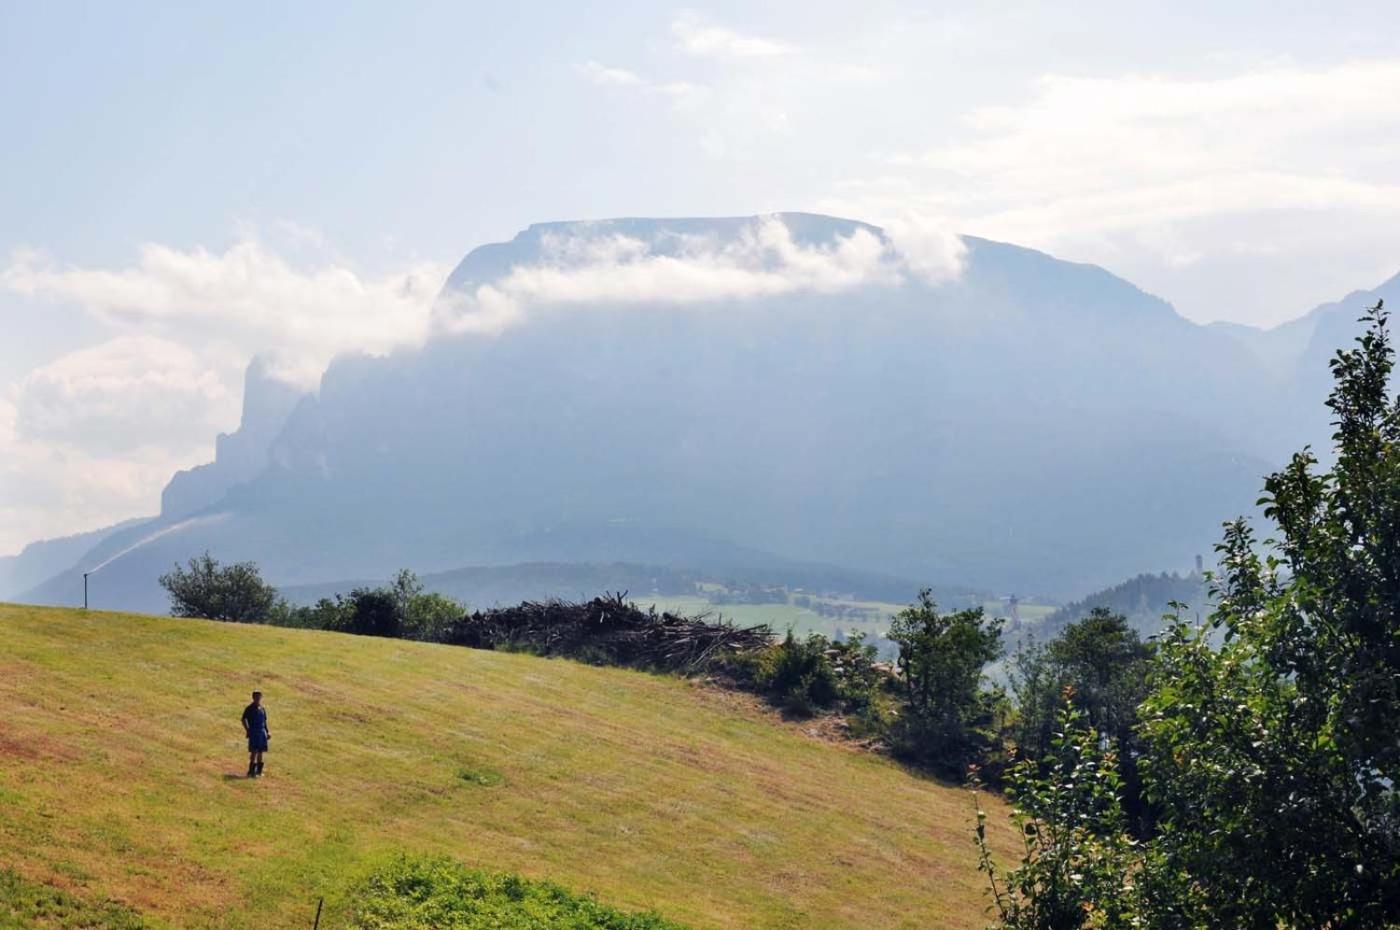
[241,690,269,778]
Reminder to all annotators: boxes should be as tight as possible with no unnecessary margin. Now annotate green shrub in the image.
[349,856,687,930]
[732,630,886,718]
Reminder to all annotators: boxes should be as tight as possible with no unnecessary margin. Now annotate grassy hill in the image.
[0,604,1012,930]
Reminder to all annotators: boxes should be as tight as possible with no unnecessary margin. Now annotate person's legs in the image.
[247,751,256,777]
[255,751,264,776]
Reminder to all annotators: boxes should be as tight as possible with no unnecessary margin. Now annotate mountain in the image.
[280,556,969,611]
[17,213,1389,611]
[160,356,309,519]
[0,517,147,600]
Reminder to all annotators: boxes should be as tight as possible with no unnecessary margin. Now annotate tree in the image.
[975,695,1143,930]
[158,552,282,623]
[1012,609,1154,832]
[1139,303,1400,928]
[285,569,464,640]
[888,588,1003,774]
[389,569,461,642]
[980,305,1400,928]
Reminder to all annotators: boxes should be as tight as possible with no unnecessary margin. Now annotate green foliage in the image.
[739,630,883,717]
[0,869,147,930]
[1136,304,1400,928]
[888,589,1004,775]
[158,551,281,623]
[761,631,840,715]
[1010,610,1152,831]
[982,306,1400,929]
[349,856,688,930]
[279,570,467,640]
[974,698,1141,930]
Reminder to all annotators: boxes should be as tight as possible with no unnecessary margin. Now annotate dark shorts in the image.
[248,730,269,753]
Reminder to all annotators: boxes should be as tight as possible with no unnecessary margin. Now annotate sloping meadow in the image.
[0,604,1013,929]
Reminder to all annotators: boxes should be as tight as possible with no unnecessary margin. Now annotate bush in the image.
[887,589,1003,776]
[349,856,688,930]
[275,570,466,640]
[1009,609,1153,832]
[158,552,282,623]
[764,632,841,715]
[736,630,884,718]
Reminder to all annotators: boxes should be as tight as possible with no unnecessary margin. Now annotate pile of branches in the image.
[444,592,772,672]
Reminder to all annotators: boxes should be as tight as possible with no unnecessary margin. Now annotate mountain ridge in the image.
[13,213,1391,611]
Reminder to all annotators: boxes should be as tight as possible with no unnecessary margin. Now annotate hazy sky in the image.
[4,0,1400,553]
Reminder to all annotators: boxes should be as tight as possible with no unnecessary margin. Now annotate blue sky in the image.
[4,0,1400,550]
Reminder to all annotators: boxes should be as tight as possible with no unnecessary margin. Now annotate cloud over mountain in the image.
[435,215,964,335]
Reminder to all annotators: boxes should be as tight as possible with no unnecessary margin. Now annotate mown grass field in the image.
[0,604,1014,929]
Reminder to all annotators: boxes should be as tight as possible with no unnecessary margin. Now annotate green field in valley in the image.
[633,593,1057,644]
[0,603,1015,930]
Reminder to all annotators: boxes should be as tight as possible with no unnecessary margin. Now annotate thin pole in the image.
[83,572,89,610]
[313,897,323,930]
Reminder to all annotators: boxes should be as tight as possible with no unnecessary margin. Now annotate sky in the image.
[3,0,1400,554]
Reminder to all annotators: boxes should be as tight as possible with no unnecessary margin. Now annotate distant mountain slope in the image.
[0,517,147,600]
[1036,570,1213,640]
[159,356,309,520]
[16,214,1395,610]
[0,602,1015,929]
[279,557,967,612]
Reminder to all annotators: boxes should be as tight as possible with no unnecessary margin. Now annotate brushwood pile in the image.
[443,592,773,672]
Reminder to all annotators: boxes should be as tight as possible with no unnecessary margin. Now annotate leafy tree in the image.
[1139,303,1400,928]
[280,569,465,640]
[1012,609,1154,831]
[158,552,282,623]
[975,695,1142,930]
[336,587,402,637]
[389,568,462,641]
[888,588,1003,774]
[980,305,1400,929]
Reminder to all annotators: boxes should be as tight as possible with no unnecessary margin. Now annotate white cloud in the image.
[14,336,237,453]
[671,13,794,58]
[883,214,967,284]
[3,240,448,387]
[578,61,643,87]
[823,59,1400,322]
[576,61,708,110]
[435,215,963,334]
[0,237,449,552]
[0,393,203,553]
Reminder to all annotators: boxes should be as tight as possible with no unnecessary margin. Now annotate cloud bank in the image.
[823,59,1400,323]
[435,215,964,335]
[0,238,448,551]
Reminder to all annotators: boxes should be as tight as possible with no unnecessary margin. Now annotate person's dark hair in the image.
[252,690,262,698]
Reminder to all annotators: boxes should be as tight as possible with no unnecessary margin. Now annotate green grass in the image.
[0,869,149,930]
[348,856,685,929]
[635,595,901,640]
[0,603,1014,930]
[636,594,1057,642]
